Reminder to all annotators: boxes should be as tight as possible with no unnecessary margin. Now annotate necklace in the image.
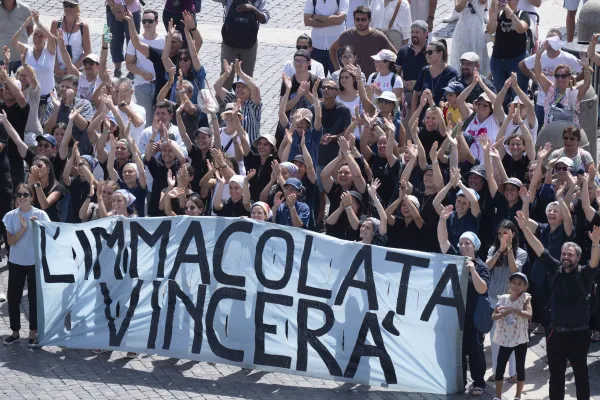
[429,66,444,96]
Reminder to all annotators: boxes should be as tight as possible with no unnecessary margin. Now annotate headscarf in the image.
[229,175,245,187]
[80,155,98,172]
[459,231,481,251]
[280,162,299,178]
[114,189,136,207]
[251,201,272,219]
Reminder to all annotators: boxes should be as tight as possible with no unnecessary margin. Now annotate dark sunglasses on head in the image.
[296,45,309,50]
[63,2,77,8]
[425,50,439,56]
[142,18,156,24]
[554,165,569,172]
[16,192,31,198]
[563,136,578,141]
[554,73,570,79]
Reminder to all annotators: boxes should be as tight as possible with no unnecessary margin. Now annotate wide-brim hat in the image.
[252,133,277,149]
[498,177,523,193]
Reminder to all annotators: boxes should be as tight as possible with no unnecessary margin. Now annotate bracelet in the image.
[148,139,155,142]
[189,27,197,32]
[344,151,352,156]
[593,244,600,248]
[432,160,439,165]
[344,206,352,210]
[506,246,512,250]
[102,46,109,50]
[87,195,94,200]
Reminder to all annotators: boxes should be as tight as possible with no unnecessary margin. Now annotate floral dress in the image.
[492,292,531,347]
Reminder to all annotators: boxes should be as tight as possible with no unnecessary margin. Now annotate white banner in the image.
[34,217,468,394]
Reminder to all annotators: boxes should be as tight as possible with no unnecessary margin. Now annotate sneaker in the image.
[3,334,19,345]
[113,69,122,78]
[92,349,107,354]
[126,72,135,81]
[28,336,38,348]
[442,10,459,23]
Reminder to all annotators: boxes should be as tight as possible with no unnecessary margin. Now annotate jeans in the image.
[135,83,156,128]
[548,329,590,400]
[462,317,486,389]
[7,262,37,332]
[495,342,527,382]
[106,9,140,64]
[535,104,545,133]
[490,53,529,111]
[311,47,335,77]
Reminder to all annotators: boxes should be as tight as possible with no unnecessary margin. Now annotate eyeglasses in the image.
[554,165,570,172]
[322,86,338,91]
[296,45,309,50]
[563,136,578,141]
[554,73,571,79]
[63,2,77,8]
[425,50,439,56]
[16,192,31,198]
[354,17,368,22]
[83,60,97,66]
[142,18,156,24]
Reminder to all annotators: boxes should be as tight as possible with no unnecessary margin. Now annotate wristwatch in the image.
[119,102,127,108]
[33,183,41,188]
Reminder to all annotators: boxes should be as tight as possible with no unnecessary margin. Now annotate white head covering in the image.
[229,175,245,188]
[280,162,299,177]
[114,189,136,206]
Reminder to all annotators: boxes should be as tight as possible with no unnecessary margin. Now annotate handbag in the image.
[384,0,404,50]
[473,294,494,333]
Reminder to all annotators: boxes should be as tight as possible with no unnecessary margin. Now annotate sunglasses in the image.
[563,136,578,141]
[554,165,570,172]
[142,18,156,24]
[37,142,52,149]
[425,50,439,56]
[322,86,338,91]
[554,73,570,79]
[63,2,77,8]
[185,205,201,211]
[83,60,97,66]
[16,192,31,198]
[296,45,309,50]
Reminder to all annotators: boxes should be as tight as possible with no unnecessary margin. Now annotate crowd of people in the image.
[0,0,598,398]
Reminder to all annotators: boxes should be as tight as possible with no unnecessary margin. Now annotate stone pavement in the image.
[1,0,600,398]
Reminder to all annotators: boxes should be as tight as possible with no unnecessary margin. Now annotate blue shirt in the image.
[446,210,480,248]
[286,125,323,164]
[276,201,310,228]
[396,44,428,82]
[169,65,206,104]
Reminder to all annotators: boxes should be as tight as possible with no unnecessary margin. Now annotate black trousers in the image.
[548,329,591,400]
[0,192,12,253]
[462,318,486,389]
[7,262,37,332]
[495,342,528,381]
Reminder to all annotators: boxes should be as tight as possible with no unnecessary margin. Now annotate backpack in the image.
[221,0,259,49]
[473,294,494,334]
[312,0,340,12]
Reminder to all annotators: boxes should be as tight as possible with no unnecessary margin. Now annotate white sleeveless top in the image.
[25,44,55,96]
[77,74,102,102]
[56,21,84,70]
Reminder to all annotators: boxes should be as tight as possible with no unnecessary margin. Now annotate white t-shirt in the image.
[111,102,147,145]
[3,207,50,266]
[336,95,361,139]
[465,114,500,163]
[282,59,326,79]
[523,51,582,106]
[219,127,246,175]
[303,0,349,50]
[126,34,166,87]
[77,74,103,102]
[25,44,55,96]
[506,116,539,147]
[370,71,403,92]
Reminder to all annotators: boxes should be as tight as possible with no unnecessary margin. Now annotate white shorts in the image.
[564,0,588,12]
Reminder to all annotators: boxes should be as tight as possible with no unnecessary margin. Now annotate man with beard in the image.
[447,52,496,104]
[516,211,599,400]
[395,21,428,113]
[328,6,396,78]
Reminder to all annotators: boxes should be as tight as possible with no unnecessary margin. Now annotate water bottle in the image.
[103,24,111,43]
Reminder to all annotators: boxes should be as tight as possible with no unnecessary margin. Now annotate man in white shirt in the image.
[282,34,325,79]
[519,30,582,129]
[125,9,165,128]
[303,0,349,76]
[113,77,146,145]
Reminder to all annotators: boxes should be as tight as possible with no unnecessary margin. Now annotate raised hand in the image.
[167,169,176,188]
[580,52,590,68]
[440,204,454,220]
[429,141,439,162]
[182,10,196,30]
[515,210,528,230]
[519,186,530,203]
[368,178,381,197]
[285,192,297,207]
[282,73,291,91]
[341,191,353,208]
[245,169,256,181]
[274,191,285,209]
[222,59,233,76]
[449,167,461,187]
[588,225,600,243]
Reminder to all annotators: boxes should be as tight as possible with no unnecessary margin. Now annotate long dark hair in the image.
[338,67,358,91]
[492,220,520,258]
[32,155,57,191]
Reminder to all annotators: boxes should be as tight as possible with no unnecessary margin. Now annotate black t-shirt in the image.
[396,44,428,82]
[244,152,277,202]
[189,145,212,193]
[214,198,250,217]
[413,188,442,253]
[34,183,65,222]
[147,47,169,104]
[99,158,130,181]
[369,156,400,207]
[0,102,29,184]
[492,191,523,232]
[0,135,12,194]
[326,213,359,241]
[572,199,600,264]
[492,10,531,59]
[418,127,445,164]
[414,66,458,122]
[144,156,181,217]
[66,176,90,223]
[387,218,423,250]
[279,73,322,100]
[502,153,529,182]
[315,101,352,166]
[25,149,67,184]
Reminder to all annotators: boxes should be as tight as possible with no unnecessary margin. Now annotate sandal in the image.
[592,330,600,342]
[505,374,518,384]
[487,374,497,382]
[91,349,107,354]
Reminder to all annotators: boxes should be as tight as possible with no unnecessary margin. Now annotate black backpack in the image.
[221,0,259,49]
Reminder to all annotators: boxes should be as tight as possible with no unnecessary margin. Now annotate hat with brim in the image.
[556,156,574,168]
[293,155,305,165]
[375,91,399,104]
[498,177,523,193]
[82,53,100,64]
[509,272,529,285]
[222,102,244,119]
[63,0,79,4]
[284,177,303,191]
[232,76,247,90]
[196,127,213,137]
[466,165,487,181]
[36,134,57,147]
[475,93,493,107]
[348,190,363,202]
[252,133,277,149]
[457,188,480,201]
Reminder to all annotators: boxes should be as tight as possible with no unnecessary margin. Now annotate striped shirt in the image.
[224,91,262,144]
